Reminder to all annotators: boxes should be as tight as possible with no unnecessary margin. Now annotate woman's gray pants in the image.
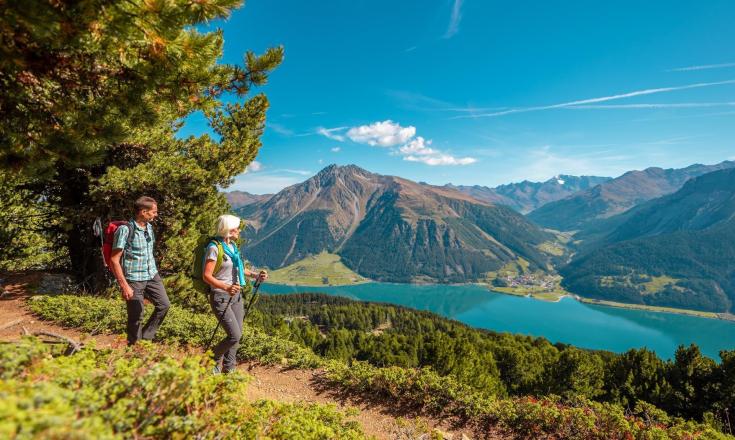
[209,291,244,372]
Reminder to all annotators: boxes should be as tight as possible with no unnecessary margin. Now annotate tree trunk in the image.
[56,165,109,293]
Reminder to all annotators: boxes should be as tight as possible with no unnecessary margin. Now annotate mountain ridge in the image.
[238,164,559,283]
[528,160,735,231]
[561,168,735,312]
[445,174,611,213]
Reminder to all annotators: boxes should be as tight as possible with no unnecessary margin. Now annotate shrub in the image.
[0,338,366,439]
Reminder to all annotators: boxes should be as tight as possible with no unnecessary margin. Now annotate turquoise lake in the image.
[261,282,735,360]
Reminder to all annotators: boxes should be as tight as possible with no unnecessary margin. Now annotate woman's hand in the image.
[226,284,241,296]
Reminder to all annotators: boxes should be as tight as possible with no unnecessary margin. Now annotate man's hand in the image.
[121,284,134,301]
[259,270,268,281]
[226,284,241,296]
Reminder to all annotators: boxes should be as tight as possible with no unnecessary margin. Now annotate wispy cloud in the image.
[317,126,347,142]
[387,90,504,115]
[633,110,735,122]
[331,147,341,153]
[443,0,463,39]
[668,62,735,72]
[456,79,735,119]
[267,122,294,136]
[231,165,314,193]
[276,169,312,176]
[568,102,735,110]
[404,46,418,53]
[231,174,302,194]
[513,146,632,182]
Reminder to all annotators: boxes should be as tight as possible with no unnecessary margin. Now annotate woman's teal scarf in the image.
[218,239,246,286]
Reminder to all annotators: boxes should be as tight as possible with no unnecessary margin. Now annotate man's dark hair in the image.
[134,196,157,214]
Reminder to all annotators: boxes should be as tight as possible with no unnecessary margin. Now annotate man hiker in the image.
[109,196,170,346]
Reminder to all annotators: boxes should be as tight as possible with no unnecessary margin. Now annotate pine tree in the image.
[0,0,282,288]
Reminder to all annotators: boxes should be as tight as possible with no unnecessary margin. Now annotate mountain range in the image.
[527,161,735,232]
[225,191,272,210]
[444,174,611,214]
[237,165,560,283]
[561,167,735,313]
[231,160,735,312]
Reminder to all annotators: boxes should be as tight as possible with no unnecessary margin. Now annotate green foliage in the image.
[0,338,366,439]
[0,0,282,288]
[252,293,735,428]
[25,292,735,436]
[561,222,735,312]
[28,294,322,369]
[0,171,64,271]
[323,360,730,440]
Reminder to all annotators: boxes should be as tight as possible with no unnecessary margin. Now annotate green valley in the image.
[266,252,368,286]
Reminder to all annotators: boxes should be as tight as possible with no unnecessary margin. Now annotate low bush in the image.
[27,294,322,368]
[26,294,734,439]
[323,360,731,440]
[0,337,366,439]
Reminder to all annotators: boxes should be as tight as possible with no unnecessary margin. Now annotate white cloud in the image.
[346,120,416,147]
[396,136,476,166]
[405,154,477,166]
[399,137,437,156]
[668,62,735,72]
[317,126,346,142]
[318,159,324,164]
[443,0,463,39]
[331,147,341,152]
[457,79,735,119]
[244,161,262,173]
[342,120,475,166]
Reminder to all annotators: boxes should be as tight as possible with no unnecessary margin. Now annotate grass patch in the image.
[268,252,368,286]
[577,297,719,319]
[491,286,568,302]
[642,275,680,294]
[537,241,566,256]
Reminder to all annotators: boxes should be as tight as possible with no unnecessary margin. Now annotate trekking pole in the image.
[244,271,266,319]
[206,290,236,351]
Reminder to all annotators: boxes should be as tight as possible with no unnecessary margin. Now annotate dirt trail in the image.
[0,273,507,440]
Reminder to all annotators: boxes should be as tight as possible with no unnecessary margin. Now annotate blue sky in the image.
[180,0,735,194]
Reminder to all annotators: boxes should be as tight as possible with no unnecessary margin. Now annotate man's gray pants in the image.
[126,273,170,346]
[209,291,244,372]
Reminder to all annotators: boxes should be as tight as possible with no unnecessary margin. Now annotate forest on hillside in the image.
[253,293,735,424]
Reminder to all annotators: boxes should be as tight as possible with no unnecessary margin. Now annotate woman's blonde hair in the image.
[215,214,242,237]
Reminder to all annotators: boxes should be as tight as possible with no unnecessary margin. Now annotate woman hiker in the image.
[202,214,267,373]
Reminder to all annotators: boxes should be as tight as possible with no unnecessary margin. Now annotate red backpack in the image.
[94,218,136,268]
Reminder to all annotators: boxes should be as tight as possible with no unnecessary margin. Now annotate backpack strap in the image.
[125,221,136,254]
[213,240,224,274]
[202,239,224,276]
[119,221,137,277]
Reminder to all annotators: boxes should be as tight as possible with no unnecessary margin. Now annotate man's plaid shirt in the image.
[113,221,158,281]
